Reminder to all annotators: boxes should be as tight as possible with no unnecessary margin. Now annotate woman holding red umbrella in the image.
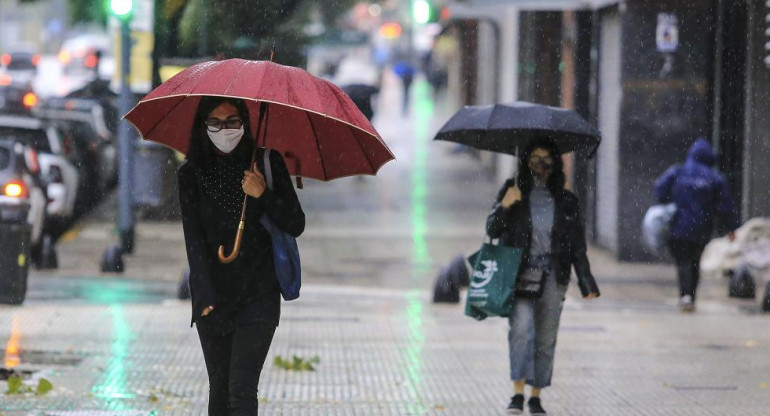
[178,96,305,415]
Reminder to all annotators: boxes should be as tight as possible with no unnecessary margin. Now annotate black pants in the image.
[197,313,276,416]
[668,239,707,300]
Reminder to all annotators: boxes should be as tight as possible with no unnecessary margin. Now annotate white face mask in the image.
[207,126,244,154]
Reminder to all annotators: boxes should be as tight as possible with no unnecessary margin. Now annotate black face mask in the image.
[530,159,553,172]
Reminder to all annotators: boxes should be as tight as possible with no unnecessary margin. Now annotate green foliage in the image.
[67,0,108,26]
[170,0,356,65]
[273,355,320,372]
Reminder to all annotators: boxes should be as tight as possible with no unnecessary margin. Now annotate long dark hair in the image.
[516,136,565,197]
[186,96,254,167]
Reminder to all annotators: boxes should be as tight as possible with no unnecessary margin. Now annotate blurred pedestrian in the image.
[393,60,415,115]
[487,137,599,415]
[654,138,739,312]
[178,96,305,415]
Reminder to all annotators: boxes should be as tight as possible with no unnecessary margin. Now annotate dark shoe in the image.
[506,394,524,414]
[528,397,547,415]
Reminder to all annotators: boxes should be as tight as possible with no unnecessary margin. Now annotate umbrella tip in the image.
[270,45,276,62]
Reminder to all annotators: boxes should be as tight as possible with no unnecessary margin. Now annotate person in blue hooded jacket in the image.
[654,138,739,312]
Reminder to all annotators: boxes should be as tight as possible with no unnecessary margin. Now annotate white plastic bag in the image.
[642,203,676,255]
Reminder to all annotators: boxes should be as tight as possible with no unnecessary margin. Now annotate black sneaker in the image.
[506,394,524,414]
[528,397,547,415]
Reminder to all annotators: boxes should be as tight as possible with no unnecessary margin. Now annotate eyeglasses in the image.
[529,156,553,164]
[205,117,244,132]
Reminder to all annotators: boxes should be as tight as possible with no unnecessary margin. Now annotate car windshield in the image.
[0,127,50,153]
[7,57,35,70]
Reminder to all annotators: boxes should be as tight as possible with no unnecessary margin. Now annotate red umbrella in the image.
[125,58,394,182]
[125,58,395,263]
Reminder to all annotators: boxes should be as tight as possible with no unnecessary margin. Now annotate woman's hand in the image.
[501,186,522,209]
[583,293,599,300]
[201,305,214,316]
[243,164,266,198]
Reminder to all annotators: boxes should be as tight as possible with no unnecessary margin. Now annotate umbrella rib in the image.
[305,112,328,179]
[133,62,234,141]
[224,60,249,96]
[133,93,382,140]
[128,96,192,144]
[357,131,376,174]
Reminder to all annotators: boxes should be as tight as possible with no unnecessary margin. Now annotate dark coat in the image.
[178,149,305,326]
[486,179,600,297]
[654,139,739,245]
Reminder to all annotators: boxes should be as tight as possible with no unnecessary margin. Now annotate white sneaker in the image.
[679,295,695,312]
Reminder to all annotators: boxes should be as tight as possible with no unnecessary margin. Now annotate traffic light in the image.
[109,0,133,19]
[413,0,438,25]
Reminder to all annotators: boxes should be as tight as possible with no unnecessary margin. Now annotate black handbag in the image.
[728,264,755,299]
[515,268,546,299]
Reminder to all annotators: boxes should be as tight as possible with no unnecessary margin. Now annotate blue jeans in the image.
[508,257,568,388]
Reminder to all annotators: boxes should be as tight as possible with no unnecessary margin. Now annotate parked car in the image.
[58,34,110,76]
[0,139,47,248]
[35,97,118,207]
[0,73,38,115]
[0,115,80,228]
[0,47,39,86]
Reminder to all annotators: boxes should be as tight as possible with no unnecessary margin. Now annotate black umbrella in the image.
[433,101,601,156]
[341,83,379,121]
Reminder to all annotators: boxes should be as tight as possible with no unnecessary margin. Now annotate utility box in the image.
[0,223,32,304]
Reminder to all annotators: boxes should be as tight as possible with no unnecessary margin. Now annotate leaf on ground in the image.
[273,355,319,371]
[7,376,23,394]
[35,378,53,395]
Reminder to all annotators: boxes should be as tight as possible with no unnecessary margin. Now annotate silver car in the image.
[0,139,47,247]
[0,115,80,222]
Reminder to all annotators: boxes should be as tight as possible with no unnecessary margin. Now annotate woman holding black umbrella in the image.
[486,137,600,415]
[178,96,305,415]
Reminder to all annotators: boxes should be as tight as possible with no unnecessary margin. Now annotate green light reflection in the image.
[404,79,433,413]
[411,79,433,278]
[92,304,136,408]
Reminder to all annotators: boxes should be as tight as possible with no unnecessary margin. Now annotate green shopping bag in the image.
[464,242,523,321]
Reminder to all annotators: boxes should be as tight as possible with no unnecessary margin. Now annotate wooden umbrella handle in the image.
[217,100,269,264]
[217,220,245,263]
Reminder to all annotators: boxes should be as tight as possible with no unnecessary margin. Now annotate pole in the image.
[407,0,415,58]
[198,0,208,57]
[117,18,135,253]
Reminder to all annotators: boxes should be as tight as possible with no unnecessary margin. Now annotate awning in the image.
[449,0,621,12]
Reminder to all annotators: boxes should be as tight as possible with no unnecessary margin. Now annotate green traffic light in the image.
[110,0,133,17]
[413,0,431,25]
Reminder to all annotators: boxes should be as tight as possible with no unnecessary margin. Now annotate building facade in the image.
[447,0,770,261]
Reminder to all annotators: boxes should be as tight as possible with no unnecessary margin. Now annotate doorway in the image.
[712,0,748,210]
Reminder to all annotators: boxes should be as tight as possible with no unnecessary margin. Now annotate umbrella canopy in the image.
[433,101,601,156]
[125,59,394,181]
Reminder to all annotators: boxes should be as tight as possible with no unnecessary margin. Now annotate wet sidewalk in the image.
[2,74,769,415]
[2,282,770,415]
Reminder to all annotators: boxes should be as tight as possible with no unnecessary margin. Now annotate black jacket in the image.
[486,179,600,297]
[178,149,305,325]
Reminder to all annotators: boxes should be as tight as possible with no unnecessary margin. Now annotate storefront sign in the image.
[656,13,679,53]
